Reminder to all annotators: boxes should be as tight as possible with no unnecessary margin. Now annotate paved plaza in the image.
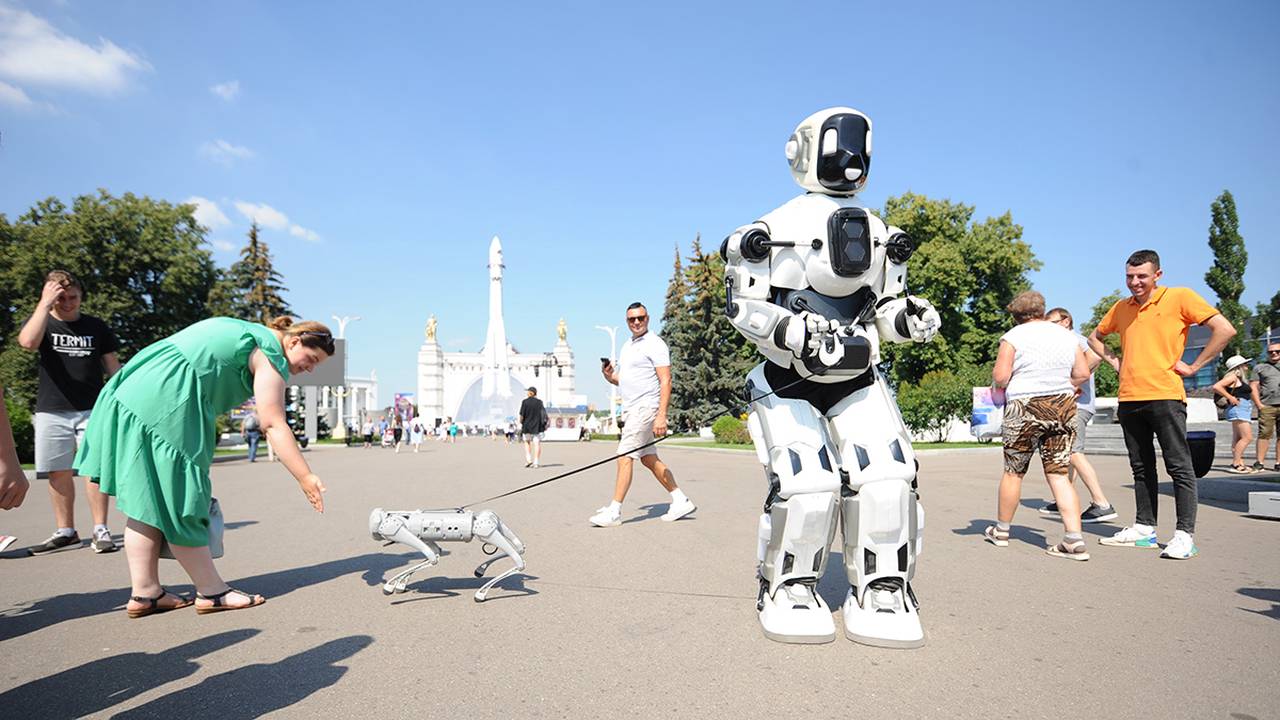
[1,439,1277,719]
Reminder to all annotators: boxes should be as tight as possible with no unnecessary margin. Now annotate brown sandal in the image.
[127,588,193,618]
[196,587,265,614]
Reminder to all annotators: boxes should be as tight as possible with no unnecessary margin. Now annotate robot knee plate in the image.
[840,481,920,590]
[759,492,838,593]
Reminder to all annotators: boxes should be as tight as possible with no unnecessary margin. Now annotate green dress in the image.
[74,317,290,546]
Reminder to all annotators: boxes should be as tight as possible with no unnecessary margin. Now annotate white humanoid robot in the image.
[721,107,941,647]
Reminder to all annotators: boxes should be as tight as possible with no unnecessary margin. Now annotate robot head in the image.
[784,107,872,196]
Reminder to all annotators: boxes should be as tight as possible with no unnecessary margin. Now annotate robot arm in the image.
[722,223,842,364]
[873,228,940,344]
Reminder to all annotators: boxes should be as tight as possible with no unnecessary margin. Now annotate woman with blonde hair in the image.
[1214,355,1261,473]
[75,316,333,616]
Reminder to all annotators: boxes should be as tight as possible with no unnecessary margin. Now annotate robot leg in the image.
[470,510,527,602]
[369,508,468,594]
[746,364,841,644]
[827,378,925,648]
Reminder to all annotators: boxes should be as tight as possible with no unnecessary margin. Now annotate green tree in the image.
[661,243,696,429]
[0,190,217,409]
[879,192,1040,386]
[1255,290,1280,346]
[209,222,292,323]
[896,369,974,442]
[678,236,753,427]
[1204,190,1252,357]
[1081,290,1125,397]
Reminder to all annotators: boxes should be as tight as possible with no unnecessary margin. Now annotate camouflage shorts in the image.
[1002,393,1077,476]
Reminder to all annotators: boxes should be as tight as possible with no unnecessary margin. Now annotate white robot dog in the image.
[721,107,941,647]
[369,508,527,602]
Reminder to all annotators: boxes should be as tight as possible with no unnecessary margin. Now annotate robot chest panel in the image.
[765,196,883,296]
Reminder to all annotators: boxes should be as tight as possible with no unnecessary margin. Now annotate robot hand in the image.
[783,312,843,362]
[903,297,941,343]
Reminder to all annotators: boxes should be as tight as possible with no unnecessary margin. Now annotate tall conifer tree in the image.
[1205,189,1250,357]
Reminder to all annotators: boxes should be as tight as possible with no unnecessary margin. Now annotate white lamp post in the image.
[331,315,361,436]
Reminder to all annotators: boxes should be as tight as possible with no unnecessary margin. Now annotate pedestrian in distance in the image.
[1214,354,1261,473]
[73,315,332,616]
[518,387,548,468]
[985,291,1093,560]
[241,411,263,462]
[1088,249,1236,559]
[1252,341,1280,471]
[589,302,695,527]
[1039,307,1117,523]
[17,270,121,555]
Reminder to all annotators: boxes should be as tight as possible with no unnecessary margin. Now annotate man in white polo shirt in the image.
[589,302,696,527]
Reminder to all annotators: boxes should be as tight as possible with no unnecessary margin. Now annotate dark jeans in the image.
[1117,400,1197,533]
[246,430,261,462]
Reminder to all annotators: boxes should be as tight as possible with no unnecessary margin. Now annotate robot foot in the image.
[759,582,836,644]
[842,581,924,649]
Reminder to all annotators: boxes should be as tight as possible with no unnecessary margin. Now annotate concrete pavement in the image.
[1,439,1277,719]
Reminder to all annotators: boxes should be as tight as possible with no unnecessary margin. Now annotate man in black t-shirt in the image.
[18,270,121,555]
[518,387,548,468]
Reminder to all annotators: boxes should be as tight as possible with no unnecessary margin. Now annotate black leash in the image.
[457,370,818,509]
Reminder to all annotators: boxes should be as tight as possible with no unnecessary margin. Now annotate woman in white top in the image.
[985,291,1092,560]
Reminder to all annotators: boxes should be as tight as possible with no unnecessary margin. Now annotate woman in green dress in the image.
[75,316,333,616]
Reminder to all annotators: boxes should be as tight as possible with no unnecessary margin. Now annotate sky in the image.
[2,0,1277,410]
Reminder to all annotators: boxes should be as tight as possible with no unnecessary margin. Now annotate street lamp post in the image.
[330,315,361,437]
[594,325,619,428]
[533,353,560,406]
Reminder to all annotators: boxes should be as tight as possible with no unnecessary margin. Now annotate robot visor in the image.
[816,114,871,193]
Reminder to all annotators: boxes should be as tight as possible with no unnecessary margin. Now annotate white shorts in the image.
[521,432,543,443]
[35,409,92,477]
[618,407,658,459]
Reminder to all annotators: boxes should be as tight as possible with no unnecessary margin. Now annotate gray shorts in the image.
[1072,408,1093,454]
[34,409,93,477]
[618,407,658,459]
[521,432,543,443]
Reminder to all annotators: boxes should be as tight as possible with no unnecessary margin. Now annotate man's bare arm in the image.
[17,281,65,350]
[1175,314,1236,377]
[1087,329,1121,372]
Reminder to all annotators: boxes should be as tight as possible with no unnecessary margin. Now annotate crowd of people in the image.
[1,250,1273,616]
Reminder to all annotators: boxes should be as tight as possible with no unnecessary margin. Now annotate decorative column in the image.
[552,318,576,407]
[417,316,445,427]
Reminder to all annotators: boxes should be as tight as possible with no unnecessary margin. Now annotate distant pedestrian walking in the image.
[1214,355,1261,473]
[1253,342,1280,471]
[518,387,548,468]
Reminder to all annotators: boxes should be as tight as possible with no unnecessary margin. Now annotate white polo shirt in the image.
[617,331,670,411]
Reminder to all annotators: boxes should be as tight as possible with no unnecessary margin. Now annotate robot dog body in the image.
[370,508,526,602]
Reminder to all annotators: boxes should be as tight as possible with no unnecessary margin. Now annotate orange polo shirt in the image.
[1096,286,1220,402]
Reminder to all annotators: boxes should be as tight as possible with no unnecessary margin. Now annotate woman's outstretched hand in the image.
[299,473,326,513]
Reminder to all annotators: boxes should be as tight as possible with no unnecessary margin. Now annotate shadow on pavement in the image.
[0,629,259,718]
[224,520,259,530]
[1237,587,1280,620]
[622,504,667,524]
[390,572,540,604]
[0,551,417,643]
[112,635,374,719]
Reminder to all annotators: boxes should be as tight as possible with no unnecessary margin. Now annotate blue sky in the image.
[2,0,1277,409]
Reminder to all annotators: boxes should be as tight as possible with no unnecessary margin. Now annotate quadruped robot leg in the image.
[370,508,527,602]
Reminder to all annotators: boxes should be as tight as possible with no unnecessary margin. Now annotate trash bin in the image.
[1187,430,1215,478]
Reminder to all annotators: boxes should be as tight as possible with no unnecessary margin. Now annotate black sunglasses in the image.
[627,315,648,323]
[300,331,336,354]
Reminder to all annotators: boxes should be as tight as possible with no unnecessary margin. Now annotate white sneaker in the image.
[532,462,539,468]
[1099,526,1159,548]
[661,497,696,522]
[589,507,621,527]
[1160,530,1198,559]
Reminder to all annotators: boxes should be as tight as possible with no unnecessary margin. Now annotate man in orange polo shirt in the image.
[1088,249,1235,560]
